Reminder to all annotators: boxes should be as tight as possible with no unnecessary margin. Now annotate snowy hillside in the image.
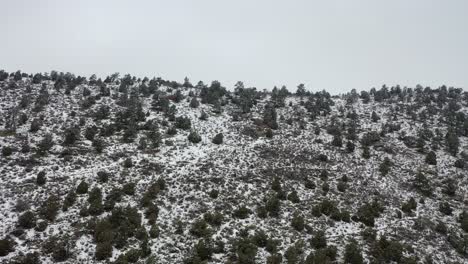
[0,70,467,264]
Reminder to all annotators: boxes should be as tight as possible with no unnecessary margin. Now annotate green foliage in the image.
[37,133,54,155]
[460,211,468,232]
[175,116,192,130]
[93,206,142,249]
[95,242,113,260]
[0,238,14,257]
[42,236,71,262]
[379,157,392,176]
[88,187,104,216]
[235,237,258,264]
[369,235,404,263]
[344,239,364,264]
[18,211,36,229]
[252,230,268,248]
[62,190,77,211]
[194,239,213,261]
[190,219,211,238]
[371,111,380,122]
[189,97,200,108]
[412,171,433,196]
[76,180,89,194]
[361,131,380,146]
[312,199,338,217]
[287,190,300,203]
[233,206,251,219]
[212,133,223,145]
[149,224,160,238]
[36,171,46,186]
[266,253,283,264]
[39,195,60,222]
[401,197,417,214]
[122,182,136,196]
[439,201,453,215]
[425,151,437,165]
[263,104,278,129]
[188,130,202,143]
[97,171,110,183]
[291,212,305,231]
[123,157,133,168]
[310,230,327,249]
[356,200,384,227]
[265,195,281,217]
[203,211,223,227]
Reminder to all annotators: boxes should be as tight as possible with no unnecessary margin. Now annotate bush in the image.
[311,230,327,249]
[233,206,251,219]
[125,248,141,263]
[344,239,364,264]
[291,212,305,231]
[0,238,14,257]
[425,151,437,165]
[39,195,60,222]
[149,224,160,238]
[212,133,223,144]
[18,211,36,229]
[35,220,48,232]
[167,126,177,135]
[460,211,468,232]
[88,187,103,216]
[369,236,404,263]
[401,197,417,214]
[76,181,89,194]
[439,202,453,215]
[361,131,380,146]
[188,130,202,143]
[235,237,258,264]
[203,212,223,226]
[199,110,208,120]
[208,189,219,199]
[2,146,13,157]
[379,157,392,176]
[13,252,40,264]
[312,199,338,217]
[265,195,281,217]
[36,171,46,186]
[194,239,213,261]
[123,157,133,168]
[189,97,200,108]
[123,182,136,196]
[175,116,192,130]
[412,171,433,197]
[355,200,384,227]
[287,190,300,203]
[337,181,347,192]
[63,190,77,211]
[346,141,355,152]
[95,242,113,260]
[190,219,211,237]
[97,171,110,183]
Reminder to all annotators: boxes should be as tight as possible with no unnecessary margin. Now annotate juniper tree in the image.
[263,104,278,130]
[212,133,223,145]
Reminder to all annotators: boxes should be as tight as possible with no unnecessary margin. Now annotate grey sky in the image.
[1,0,467,93]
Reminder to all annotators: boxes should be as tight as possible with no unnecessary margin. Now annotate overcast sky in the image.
[1,0,467,93]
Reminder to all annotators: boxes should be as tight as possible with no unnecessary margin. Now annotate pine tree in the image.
[425,151,437,165]
[344,239,364,264]
[263,104,278,130]
[291,212,305,231]
[212,133,223,145]
[371,111,380,122]
[36,171,46,186]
